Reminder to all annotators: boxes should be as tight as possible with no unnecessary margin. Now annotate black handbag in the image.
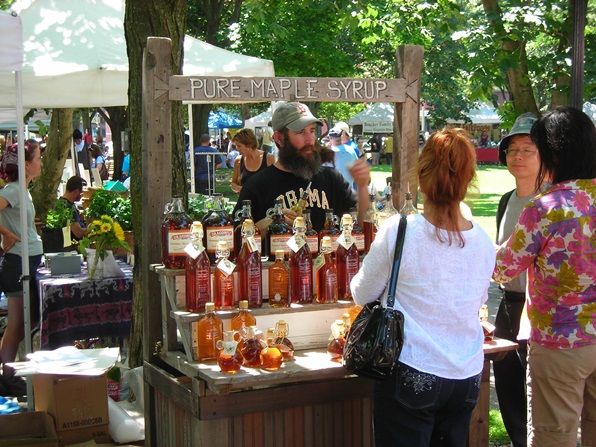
[342,214,407,380]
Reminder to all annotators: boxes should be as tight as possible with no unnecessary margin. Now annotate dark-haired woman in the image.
[352,128,495,446]
[494,106,596,447]
[231,128,274,194]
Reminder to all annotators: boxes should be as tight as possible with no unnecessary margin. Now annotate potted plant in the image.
[41,199,75,253]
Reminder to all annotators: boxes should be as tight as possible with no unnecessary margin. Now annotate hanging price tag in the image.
[184,242,204,259]
[247,236,260,253]
[313,254,325,272]
[62,225,72,248]
[217,259,236,277]
[286,235,306,253]
[337,233,355,250]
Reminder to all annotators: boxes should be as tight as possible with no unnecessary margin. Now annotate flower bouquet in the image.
[78,215,131,279]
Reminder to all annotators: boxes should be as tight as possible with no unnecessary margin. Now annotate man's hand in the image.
[349,158,371,190]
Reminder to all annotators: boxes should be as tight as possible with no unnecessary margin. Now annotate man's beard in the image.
[278,135,322,180]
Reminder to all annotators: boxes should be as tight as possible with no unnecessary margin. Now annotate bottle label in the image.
[286,235,306,253]
[313,254,325,272]
[337,233,355,250]
[354,233,365,251]
[270,235,292,256]
[217,259,236,277]
[206,225,234,253]
[306,235,319,255]
[247,236,260,253]
[167,230,193,256]
[185,242,205,259]
[222,341,238,356]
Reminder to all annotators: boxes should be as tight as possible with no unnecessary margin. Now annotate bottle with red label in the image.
[184,221,211,313]
[202,193,234,264]
[236,219,263,308]
[302,209,319,258]
[363,194,378,254]
[213,241,235,310]
[349,207,365,255]
[266,197,292,261]
[315,236,338,304]
[289,217,313,304]
[233,200,261,258]
[161,197,193,268]
[336,214,359,300]
[318,208,340,254]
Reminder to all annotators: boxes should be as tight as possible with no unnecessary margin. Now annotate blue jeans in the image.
[373,362,481,447]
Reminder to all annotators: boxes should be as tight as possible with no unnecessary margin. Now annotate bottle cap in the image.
[340,214,353,226]
[242,219,254,232]
[216,240,229,251]
[294,217,306,229]
[191,221,203,232]
[405,192,413,200]
[239,300,249,309]
[205,302,215,311]
[242,199,252,206]
[275,249,285,259]
[321,236,332,249]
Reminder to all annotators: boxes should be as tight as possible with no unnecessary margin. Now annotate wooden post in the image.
[142,37,173,447]
[394,45,424,209]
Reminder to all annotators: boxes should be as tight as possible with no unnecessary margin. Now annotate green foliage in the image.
[85,189,132,231]
[188,193,235,222]
[44,199,75,230]
[489,409,511,443]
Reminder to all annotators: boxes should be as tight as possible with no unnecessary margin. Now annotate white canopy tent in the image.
[244,108,272,130]
[348,102,394,133]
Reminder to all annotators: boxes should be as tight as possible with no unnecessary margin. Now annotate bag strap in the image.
[386,214,408,308]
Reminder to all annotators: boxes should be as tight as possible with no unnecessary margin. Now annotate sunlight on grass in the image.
[489,409,511,443]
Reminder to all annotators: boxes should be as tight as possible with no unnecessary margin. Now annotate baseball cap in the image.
[499,112,538,165]
[272,102,323,132]
[335,122,350,137]
[328,128,343,139]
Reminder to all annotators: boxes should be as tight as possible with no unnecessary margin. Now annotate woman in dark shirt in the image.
[231,128,275,194]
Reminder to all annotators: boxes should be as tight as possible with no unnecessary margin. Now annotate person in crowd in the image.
[233,102,370,233]
[383,134,394,165]
[320,145,336,169]
[356,136,365,157]
[226,145,239,169]
[368,134,382,165]
[478,130,490,148]
[335,121,359,157]
[73,129,90,171]
[494,106,596,447]
[89,143,107,181]
[0,141,44,396]
[230,128,274,195]
[260,122,274,154]
[328,127,358,187]
[59,176,88,241]
[352,128,495,447]
[194,133,222,195]
[121,148,130,181]
[493,112,542,447]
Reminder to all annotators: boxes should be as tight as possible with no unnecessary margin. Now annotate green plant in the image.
[44,198,75,230]
[85,189,132,231]
[188,194,235,221]
[114,196,132,231]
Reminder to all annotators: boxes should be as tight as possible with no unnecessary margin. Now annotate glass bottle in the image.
[236,219,263,308]
[268,250,290,308]
[289,181,311,217]
[381,183,399,218]
[302,209,319,258]
[233,200,261,258]
[318,209,340,254]
[327,320,346,362]
[400,191,418,215]
[274,320,294,362]
[260,327,283,371]
[216,330,243,374]
[349,207,365,255]
[196,302,223,362]
[240,325,264,367]
[202,193,234,263]
[266,197,293,261]
[161,197,193,268]
[185,221,211,313]
[315,236,338,304]
[289,217,313,304]
[342,312,352,338]
[348,304,363,325]
[213,241,235,310]
[363,194,377,254]
[336,214,359,300]
[231,300,257,347]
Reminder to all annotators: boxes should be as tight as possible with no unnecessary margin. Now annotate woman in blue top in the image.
[0,140,43,395]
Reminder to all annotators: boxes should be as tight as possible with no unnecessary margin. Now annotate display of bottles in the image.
[216,330,243,374]
[349,207,365,255]
[315,236,338,304]
[202,193,234,263]
[302,209,319,258]
[213,241,235,310]
[184,221,211,313]
[400,191,418,215]
[327,320,346,362]
[236,219,263,308]
[161,197,193,268]
[196,302,223,362]
[319,209,340,253]
[336,214,359,300]
[268,250,290,308]
[274,320,294,361]
[363,194,377,254]
[231,300,257,346]
[260,327,283,371]
[381,184,399,218]
[266,197,293,261]
[234,200,261,258]
[289,181,311,217]
[240,325,264,367]
[289,217,313,304]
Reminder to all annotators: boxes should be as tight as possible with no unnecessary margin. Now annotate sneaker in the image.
[1,375,27,397]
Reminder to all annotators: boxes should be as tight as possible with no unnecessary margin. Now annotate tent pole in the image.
[188,104,195,194]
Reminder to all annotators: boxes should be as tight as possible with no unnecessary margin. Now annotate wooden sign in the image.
[168,76,406,103]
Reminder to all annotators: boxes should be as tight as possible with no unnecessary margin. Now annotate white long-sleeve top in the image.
[351,213,495,379]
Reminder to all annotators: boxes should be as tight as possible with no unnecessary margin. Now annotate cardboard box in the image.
[0,410,60,447]
[32,374,110,446]
[45,253,82,275]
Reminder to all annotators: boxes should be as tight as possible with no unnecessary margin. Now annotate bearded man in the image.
[233,102,370,233]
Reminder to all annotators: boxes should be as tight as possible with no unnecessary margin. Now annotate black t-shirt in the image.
[234,165,357,232]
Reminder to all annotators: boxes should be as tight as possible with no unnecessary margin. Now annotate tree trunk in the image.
[31,109,73,222]
[191,104,211,149]
[125,0,187,369]
[100,106,128,181]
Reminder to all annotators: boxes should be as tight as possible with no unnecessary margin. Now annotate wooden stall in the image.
[141,37,424,447]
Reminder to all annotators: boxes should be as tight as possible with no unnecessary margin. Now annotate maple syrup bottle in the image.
[185,221,211,313]
[342,312,352,338]
[327,320,346,362]
[400,191,418,215]
[236,219,263,308]
[319,208,340,254]
[161,197,193,268]
[260,327,283,371]
[216,330,243,374]
[266,197,292,261]
[274,320,294,362]
[315,236,338,304]
[213,241,235,310]
[289,217,313,304]
[234,200,262,258]
[196,302,223,362]
[302,209,319,258]
[231,300,257,346]
[268,250,290,308]
[381,183,398,218]
[349,207,366,255]
[240,325,264,367]
[289,181,311,217]
[336,214,359,300]
[348,304,363,324]
[363,194,377,254]
[202,193,234,263]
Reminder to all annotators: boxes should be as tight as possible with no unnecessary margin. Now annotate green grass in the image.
[489,409,511,443]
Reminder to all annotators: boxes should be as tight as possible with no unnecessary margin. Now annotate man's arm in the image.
[349,158,371,226]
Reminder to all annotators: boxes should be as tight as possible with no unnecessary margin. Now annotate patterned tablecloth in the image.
[37,263,133,350]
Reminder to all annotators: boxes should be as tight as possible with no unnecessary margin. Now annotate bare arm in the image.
[231,156,242,194]
[0,196,20,252]
[349,158,371,226]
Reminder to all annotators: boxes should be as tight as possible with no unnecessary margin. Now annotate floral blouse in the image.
[494,179,596,350]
